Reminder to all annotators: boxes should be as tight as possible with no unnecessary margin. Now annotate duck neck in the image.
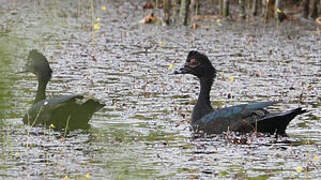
[34,77,48,104]
[192,77,213,123]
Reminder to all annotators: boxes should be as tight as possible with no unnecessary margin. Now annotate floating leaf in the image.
[143,2,154,9]
[93,24,100,30]
[192,23,199,30]
[219,170,228,176]
[96,17,101,22]
[14,152,20,157]
[168,64,174,70]
[296,166,303,173]
[316,17,321,25]
[101,6,107,11]
[313,155,319,161]
[139,13,159,24]
[159,41,164,47]
[85,173,91,179]
[229,77,234,83]
[50,124,55,129]
[64,176,69,179]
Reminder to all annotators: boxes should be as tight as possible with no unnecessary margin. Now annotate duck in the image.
[174,51,307,135]
[20,49,105,130]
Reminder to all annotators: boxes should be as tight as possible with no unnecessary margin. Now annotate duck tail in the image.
[81,99,105,114]
[256,107,307,135]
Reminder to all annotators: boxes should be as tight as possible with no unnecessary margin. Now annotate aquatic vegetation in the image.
[93,23,100,30]
[0,0,320,179]
[101,5,107,11]
[168,64,174,70]
[296,166,303,173]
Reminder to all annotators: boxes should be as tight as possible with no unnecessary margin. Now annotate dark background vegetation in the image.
[143,0,320,26]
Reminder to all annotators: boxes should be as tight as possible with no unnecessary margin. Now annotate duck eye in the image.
[186,58,200,68]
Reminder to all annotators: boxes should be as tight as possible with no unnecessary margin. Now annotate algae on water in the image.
[0,35,22,119]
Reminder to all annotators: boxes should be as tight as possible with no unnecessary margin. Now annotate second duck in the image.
[21,50,105,131]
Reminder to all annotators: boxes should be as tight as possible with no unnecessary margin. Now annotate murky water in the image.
[1,0,321,179]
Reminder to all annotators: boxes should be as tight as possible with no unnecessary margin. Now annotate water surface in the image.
[1,0,320,179]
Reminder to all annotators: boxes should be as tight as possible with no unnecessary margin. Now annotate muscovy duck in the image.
[174,51,307,135]
[21,50,105,130]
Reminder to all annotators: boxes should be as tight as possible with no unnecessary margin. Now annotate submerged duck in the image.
[21,50,105,130]
[174,51,307,135]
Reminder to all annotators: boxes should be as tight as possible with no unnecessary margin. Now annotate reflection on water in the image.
[1,0,321,179]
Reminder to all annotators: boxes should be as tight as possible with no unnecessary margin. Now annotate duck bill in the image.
[15,70,28,74]
[16,61,32,74]
[173,65,190,74]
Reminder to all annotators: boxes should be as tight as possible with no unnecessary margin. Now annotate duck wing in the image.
[23,95,104,130]
[52,98,105,130]
[196,101,306,134]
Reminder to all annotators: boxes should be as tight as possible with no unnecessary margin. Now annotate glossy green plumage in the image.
[199,102,276,123]
[22,50,105,131]
[195,102,306,134]
[23,95,104,130]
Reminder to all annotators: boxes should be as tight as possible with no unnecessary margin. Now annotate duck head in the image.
[174,51,216,79]
[23,49,52,82]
